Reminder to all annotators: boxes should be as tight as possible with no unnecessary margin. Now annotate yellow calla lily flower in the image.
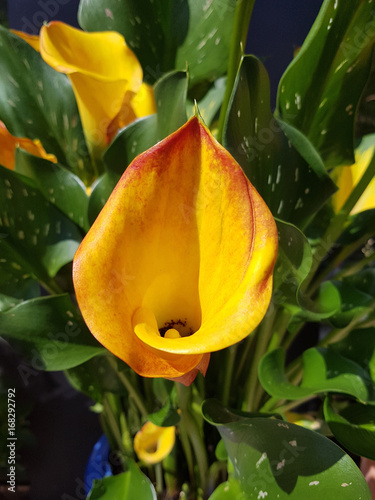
[332,141,375,215]
[73,116,278,385]
[134,422,175,465]
[38,21,156,155]
[0,121,57,170]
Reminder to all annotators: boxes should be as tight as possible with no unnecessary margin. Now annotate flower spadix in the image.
[0,121,57,169]
[38,22,155,155]
[73,116,278,385]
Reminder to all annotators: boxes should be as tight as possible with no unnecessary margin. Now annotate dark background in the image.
[1,1,323,499]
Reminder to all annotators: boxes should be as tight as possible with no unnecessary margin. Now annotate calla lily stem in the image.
[243,305,280,411]
[176,383,208,497]
[107,355,149,417]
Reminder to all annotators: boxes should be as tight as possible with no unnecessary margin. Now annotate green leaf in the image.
[297,281,341,321]
[208,479,245,500]
[324,397,375,460]
[104,70,188,177]
[0,236,40,298]
[329,279,374,328]
[223,55,336,228]
[87,171,120,225]
[87,460,156,500]
[202,399,371,499]
[148,399,180,428]
[259,347,374,403]
[66,354,127,403]
[14,149,89,231]
[277,0,375,167]
[188,77,226,127]
[78,0,236,86]
[0,294,104,371]
[104,115,158,176]
[0,165,83,282]
[329,327,375,383]
[0,27,93,183]
[154,70,187,138]
[273,219,313,308]
[0,293,22,313]
[339,209,375,244]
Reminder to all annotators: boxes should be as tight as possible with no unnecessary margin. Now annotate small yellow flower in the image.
[73,116,278,385]
[134,422,176,465]
[332,140,375,215]
[0,120,57,170]
[15,22,156,156]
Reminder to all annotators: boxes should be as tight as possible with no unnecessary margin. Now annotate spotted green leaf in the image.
[202,399,371,499]
[0,27,93,183]
[223,55,336,228]
[78,0,236,86]
[0,294,104,371]
[0,237,40,298]
[0,293,22,313]
[208,479,244,500]
[0,165,83,283]
[14,149,89,231]
[277,0,375,168]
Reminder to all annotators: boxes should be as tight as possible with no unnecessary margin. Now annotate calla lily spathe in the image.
[73,116,278,385]
[332,140,375,215]
[36,22,155,155]
[0,120,57,169]
[134,422,176,465]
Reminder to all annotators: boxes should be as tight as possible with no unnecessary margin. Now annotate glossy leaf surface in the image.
[324,397,375,460]
[223,55,336,228]
[87,461,156,500]
[203,399,370,499]
[259,347,375,403]
[277,0,375,167]
[0,294,104,370]
[78,0,236,86]
[0,27,92,182]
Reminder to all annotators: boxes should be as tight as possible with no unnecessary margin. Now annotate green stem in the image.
[176,383,208,495]
[272,394,317,414]
[333,248,375,280]
[234,330,257,386]
[102,392,126,455]
[243,306,278,411]
[107,356,148,417]
[308,233,373,296]
[221,345,237,406]
[155,462,164,497]
[216,0,256,143]
[253,309,291,410]
[318,301,375,347]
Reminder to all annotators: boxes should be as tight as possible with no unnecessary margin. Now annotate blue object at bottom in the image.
[85,434,112,495]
